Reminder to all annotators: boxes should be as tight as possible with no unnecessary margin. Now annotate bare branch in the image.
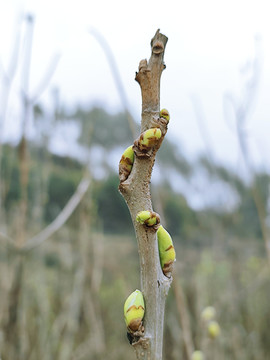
[20,14,35,100]
[0,231,16,250]
[31,52,61,104]
[89,27,137,139]
[190,94,215,164]
[0,16,23,218]
[22,174,91,252]
[135,29,167,132]
[0,12,22,84]
[223,36,270,263]
[119,30,172,360]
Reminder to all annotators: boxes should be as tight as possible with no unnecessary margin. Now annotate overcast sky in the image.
[0,0,270,173]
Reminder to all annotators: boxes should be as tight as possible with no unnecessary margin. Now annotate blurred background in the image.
[0,1,270,359]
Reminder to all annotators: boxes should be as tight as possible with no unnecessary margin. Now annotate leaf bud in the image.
[160,108,170,122]
[137,128,162,153]
[119,145,135,182]
[157,225,176,276]
[191,350,205,360]
[201,306,216,322]
[124,289,145,332]
[207,320,220,339]
[136,210,160,227]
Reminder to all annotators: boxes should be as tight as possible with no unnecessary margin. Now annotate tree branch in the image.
[89,27,137,139]
[135,30,168,132]
[119,29,172,360]
[0,231,16,250]
[22,174,91,252]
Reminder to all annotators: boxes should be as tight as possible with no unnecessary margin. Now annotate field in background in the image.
[1,224,270,359]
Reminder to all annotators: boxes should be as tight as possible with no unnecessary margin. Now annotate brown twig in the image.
[119,29,172,360]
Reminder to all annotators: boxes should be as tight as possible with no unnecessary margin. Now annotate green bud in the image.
[201,306,216,322]
[191,350,205,360]
[157,225,176,276]
[124,289,145,332]
[119,145,135,182]
[138,128,162,152]
[207,320,220,339]
[160,108,170,122]
[136,210,160,227]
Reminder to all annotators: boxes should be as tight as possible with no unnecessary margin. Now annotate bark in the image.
[119,30,172,360]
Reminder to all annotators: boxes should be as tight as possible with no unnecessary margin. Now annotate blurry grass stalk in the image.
[23,173,91,252]
[89,27,137,139]
[0,14,22,226]
[2,256,24,358]
[0,13,89,360]
[172,279,194,359]
[223,35,270,264]
[58,205,104,359]
[2,15,35,358]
